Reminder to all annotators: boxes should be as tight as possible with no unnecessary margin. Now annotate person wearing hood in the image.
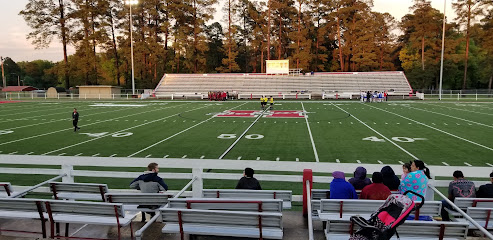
[348,167,372,190]
[381,166,400,190]
[330,171,358,199]
[130,162,169,192]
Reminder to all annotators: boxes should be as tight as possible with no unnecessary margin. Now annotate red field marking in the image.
[216,110,305,118]
[265,111,305,118]
[0,101,22,104]
[216,110,258,118]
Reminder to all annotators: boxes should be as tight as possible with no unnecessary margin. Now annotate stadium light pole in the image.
[125,0,138,95]
[439,0,446,101]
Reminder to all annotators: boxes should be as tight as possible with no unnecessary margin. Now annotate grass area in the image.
[1,100,493,202]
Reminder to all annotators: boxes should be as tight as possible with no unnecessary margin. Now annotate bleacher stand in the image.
[153,72,412,98]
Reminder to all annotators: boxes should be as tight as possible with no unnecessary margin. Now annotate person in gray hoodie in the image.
[348,166,372,190]
[130,162,168,193]
[130,162,168,221]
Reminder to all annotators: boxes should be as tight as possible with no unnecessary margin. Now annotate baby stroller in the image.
[349,191,424,240]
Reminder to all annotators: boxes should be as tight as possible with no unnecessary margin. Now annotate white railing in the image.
[424,93,493,101]
[0,155,491,201]
[306,180,314,240]
[430,186,493,239]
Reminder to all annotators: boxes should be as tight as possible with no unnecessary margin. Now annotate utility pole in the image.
[1,57,5,88]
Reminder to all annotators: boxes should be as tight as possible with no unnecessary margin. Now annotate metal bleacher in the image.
[153,72,412,97]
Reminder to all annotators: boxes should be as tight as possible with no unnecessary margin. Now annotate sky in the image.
[0,0,455,63]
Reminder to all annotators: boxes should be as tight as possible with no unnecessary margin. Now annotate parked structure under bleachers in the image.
[153,71,413,99]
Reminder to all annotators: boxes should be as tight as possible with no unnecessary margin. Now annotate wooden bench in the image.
[325,219,469,240]
[0,198,48,238]
[161,208,283,240]
[445,198,493,218]
[203,189,292,209]
[317,199,442,221]
[50,182,108,201]
[44,200,136,240]
[455,207,493,230]
[105,192,172,213]
[168,198,283,213]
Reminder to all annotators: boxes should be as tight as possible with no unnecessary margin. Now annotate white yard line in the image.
[200,156,205,159]
[92,153,100,157]
[377,160,383,164]
[145,154,152,158]
[301,102,319,162]
[398,161,404,165]
[3,107,134,131]
[181,155,187,159]
[406,105,493,129]
[366,104,493,152]
[486,163,493,167]
[426,103,493,117]
[356,160,362,164]
[58,153,66,156]
[25,152,34,155]
[442,162,449,166]
[336,159,340,163]
[332,103,419,159]
[217,103,263,160]
[0,103,190,147]
[163,155,169,158]
[8,152,17,155]
[257,157,261,160]
[42,104,208,156]
[276,157,280,161]
[75,153,83,156]
[296,158,299,162]
[110,154,117,157]
[237,156,242,160]
[130,103,248,158]
[464,162,472,166]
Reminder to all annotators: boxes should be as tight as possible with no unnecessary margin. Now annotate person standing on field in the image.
[72,108,80,132]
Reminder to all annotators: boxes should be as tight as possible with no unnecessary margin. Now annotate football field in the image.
[1,100,493,168]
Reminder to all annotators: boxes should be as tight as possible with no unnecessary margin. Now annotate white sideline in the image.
[331,103,419,159]
[130,103,248,158]
[366,104,493,152]
[43,104,210,155]
[301,102,319,162]
[3,107,135,131]
[426,103,493,117]
[0,103,190,146]
[406,105,493,129]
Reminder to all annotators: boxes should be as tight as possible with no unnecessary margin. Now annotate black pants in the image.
[73,120,78,131]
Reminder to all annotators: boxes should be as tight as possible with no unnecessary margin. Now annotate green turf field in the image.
[1,100,492,168]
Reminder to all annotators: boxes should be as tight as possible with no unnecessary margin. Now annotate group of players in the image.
[260,96,274,110]
[208,91,228,101]
[360,91,388,103]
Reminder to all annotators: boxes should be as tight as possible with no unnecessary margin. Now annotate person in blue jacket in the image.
[330,171,358,199]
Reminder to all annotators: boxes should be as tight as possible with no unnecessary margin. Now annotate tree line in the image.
[7,0,493,91]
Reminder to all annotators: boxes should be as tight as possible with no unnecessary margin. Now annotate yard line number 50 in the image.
[217,134,264,140]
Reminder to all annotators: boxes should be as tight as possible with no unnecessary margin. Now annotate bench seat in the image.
[49,213,134,226]
[203,189,292,209]
[163,223,283,239]
[161,208,283,240]
[50,182,108,201]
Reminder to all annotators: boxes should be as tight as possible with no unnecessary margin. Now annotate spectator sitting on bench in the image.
[360,172,391,200]
[235,167,262,190]
[441,170,476,221]
[348,166,372,190]
[330,171,357,199]
[381,166,400,191]
[477,171,493,198]
[130,162,169,221]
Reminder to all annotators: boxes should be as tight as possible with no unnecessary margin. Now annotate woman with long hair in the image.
[399,159,431,201]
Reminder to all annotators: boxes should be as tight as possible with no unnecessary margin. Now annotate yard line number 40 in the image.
[363,136,427,143]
